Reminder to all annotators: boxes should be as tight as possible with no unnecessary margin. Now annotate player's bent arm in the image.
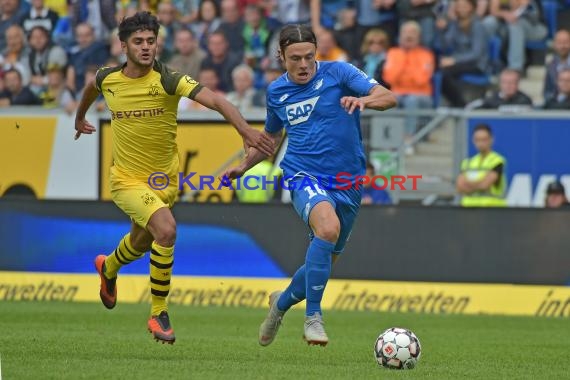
[75,79,99,120]
[362,85,398,111]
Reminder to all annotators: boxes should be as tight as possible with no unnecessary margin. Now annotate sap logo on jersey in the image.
[286,96,320,125]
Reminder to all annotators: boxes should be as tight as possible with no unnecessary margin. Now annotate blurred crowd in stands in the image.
[0,0,569,136]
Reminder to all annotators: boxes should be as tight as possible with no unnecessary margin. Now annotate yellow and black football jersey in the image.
[96,60,202,179]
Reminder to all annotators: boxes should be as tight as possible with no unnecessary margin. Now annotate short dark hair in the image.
[4,68,22,81]
[118,11,160,42]
[198,0,220,21]
[473,123,493,137]
[28,25,50,41]
[278,24,317,54]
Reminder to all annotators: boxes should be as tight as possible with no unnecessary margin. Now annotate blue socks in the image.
[277,265,306,311]
[277,237,335,316]
[305,237,334,316]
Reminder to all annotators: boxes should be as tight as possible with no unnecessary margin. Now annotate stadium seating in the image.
[460,36,503,87]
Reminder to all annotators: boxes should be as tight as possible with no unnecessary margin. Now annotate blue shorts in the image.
[289,174,362,254]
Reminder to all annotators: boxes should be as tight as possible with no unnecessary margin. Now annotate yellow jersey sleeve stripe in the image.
[95,64,123,93]
[187,83,203,99]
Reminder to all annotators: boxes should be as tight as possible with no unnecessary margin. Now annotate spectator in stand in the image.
[482,0,547,73]
[544,181,570,209]
[179,66,225,111]
[44,0,67,17]
[242,4,272,71]
[383,21,434,147]
[68,0,116,42]
[436,0,489,108]
[135,0,160,13]
[309,0,352,30]
[544,69,570,110]
[198,66,225,94]
[226,63,263,111]
[171,0,200,25]
[0,0,24,53]
[167,28,206,80]
[273,0,310,26]
[252,64,284,107]
[473,68,533,109]
[361,162,392,205]
[354,0,397,58]
[108,27,126,64]
[544,29,570,102]
[25,25,67,95]
[156,2,180,61]
[77,64,106,111]
[217,0,245,60]
[19,0,59,36]
[357,28,389,86]
[334,8,359,63]
[315,28,348,62]
[192,0,222,51]
[0,67,41,106]
[0,25,30,85]
[397,0,439,48]
[39,64,76,113]
[446,0,489,19]
[155,25,172,62]
[201,31,241,92]
[67,23,109,92]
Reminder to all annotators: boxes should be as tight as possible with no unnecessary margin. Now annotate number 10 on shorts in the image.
[304,185,327,199]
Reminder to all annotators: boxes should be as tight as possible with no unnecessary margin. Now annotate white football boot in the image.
[303,312,329,346]
[258,291,285,346]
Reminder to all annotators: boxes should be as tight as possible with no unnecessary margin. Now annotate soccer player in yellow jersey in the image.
[74,12,273,344]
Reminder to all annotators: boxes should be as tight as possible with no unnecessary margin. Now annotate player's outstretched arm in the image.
[220,131,283,181]
[74,78,99,140]
[193,87,275,156]
[340,85,398,114]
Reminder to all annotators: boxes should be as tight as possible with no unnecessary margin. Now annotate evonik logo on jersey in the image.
[286,96,319,125]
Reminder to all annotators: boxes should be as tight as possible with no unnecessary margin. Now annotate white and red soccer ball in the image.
[374,327,422,370]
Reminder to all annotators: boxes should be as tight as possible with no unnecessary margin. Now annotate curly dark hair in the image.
[118,11,160,42]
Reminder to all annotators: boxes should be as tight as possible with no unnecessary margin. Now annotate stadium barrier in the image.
[2,108,570,206]
[1,271,568,317]
[1,200,569,286]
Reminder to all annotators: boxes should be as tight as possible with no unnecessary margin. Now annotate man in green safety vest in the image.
[233,160,282,203]
[456,123,507,207]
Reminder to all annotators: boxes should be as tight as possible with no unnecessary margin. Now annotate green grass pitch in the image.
[1,302,568,379]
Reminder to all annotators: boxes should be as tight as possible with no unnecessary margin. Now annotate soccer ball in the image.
[373,327,421,369]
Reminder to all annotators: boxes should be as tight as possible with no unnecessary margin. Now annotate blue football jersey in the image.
[265,61,378,186]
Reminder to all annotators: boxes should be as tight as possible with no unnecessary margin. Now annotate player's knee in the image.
[314,220,340,243]
[154,222,177,247]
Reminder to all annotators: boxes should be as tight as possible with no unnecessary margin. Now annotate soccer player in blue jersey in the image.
[222,25,397,346]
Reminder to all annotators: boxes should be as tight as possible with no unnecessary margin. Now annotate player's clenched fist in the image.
[74,118,97,140]
[340,96,365,115]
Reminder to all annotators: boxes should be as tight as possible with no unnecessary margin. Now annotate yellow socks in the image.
[104,233,145,278]
[150,241,174,316]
